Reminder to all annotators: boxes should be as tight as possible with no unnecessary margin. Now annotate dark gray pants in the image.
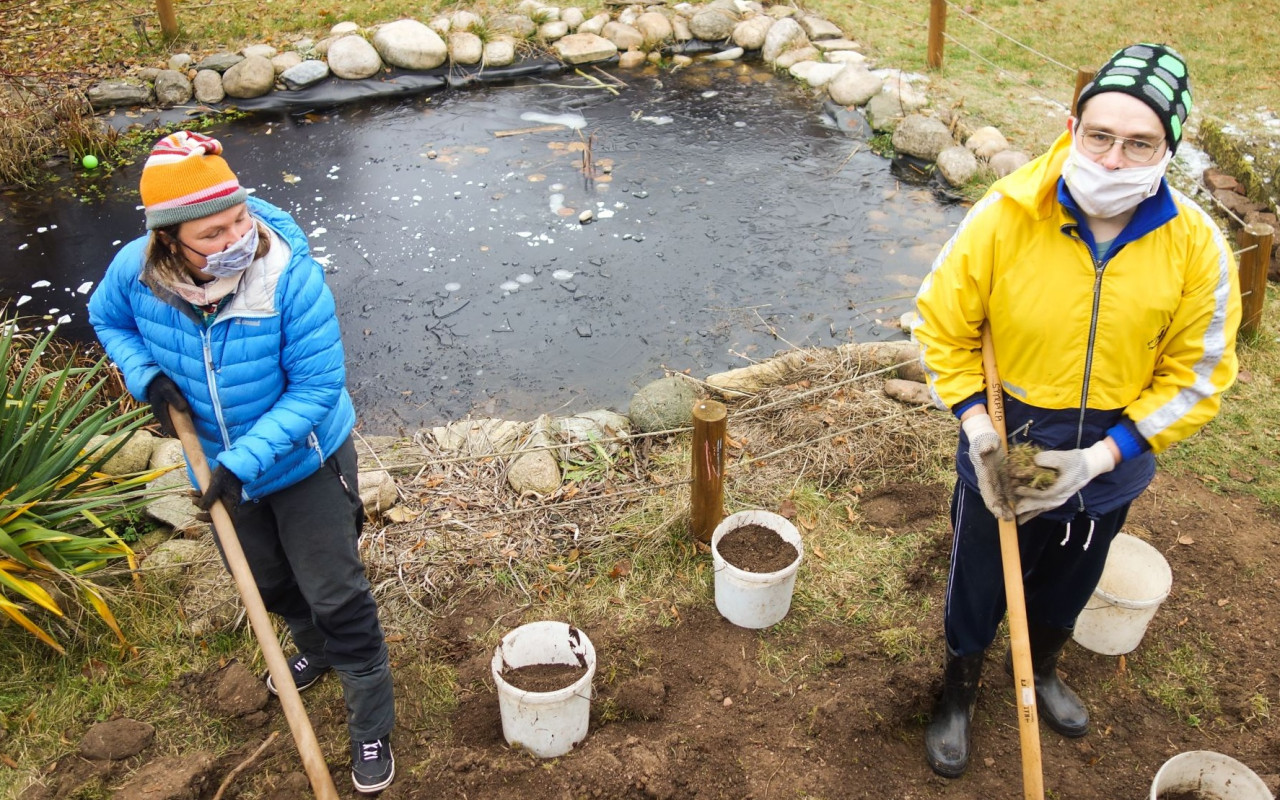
[224,436,394,742]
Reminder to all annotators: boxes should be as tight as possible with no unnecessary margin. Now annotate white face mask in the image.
[1062,134,1172,220]
[197,222,259,279]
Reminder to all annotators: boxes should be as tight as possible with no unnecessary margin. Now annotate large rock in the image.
[432,418,526,453]
[141,537,208,593]
[700,46,742,62]
[86,79,152,110]
[80,718,155,760]
[602,21,644,51]
[359,469,398,516]
[327,35,383,79]
[372,19,448,70]
[508,416,561,496]
[449,9,483,31]
[789,60,844,88]
[222,55,274,99]
[114,753,216,800]
[280,60,330,90]
[153,71,191,107]
[577,12,611,35]
[773,45,819,70]
[562,7,586,29]
[538,20,571,41]
[761,17,808,64]
[270,51,303,75]
[689,7,738,41]
[553,32,618,64]
[825,50,868,66]
[192,69,225,103]
[330,21,361,35]
[878,72,929,112]
[149,437,185,469]
[553,409,632,459]
[629,377,698,433]
[635,12,674,43]
[483,39,517,67]
[241,43,277,59]
[965,125,1010,160]
[449,31,483,64]
[936,144,979,187]
[732,15,773,50]
[815,38,862,52]
[86,429,155,476]
[828,64,881,107]
[797,14,842,41]
[892,114,953,161]
[989,149,1030,178]
[619,49,648,68]
[167,53,193,71]
[865,91,904,131]
[884,378,933,406]
[144,468,200,535]
[491,13,537,38]
[193,52,243,72]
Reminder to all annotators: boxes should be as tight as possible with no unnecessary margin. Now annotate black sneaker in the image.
[264,653,331,696]
[351,735,395,794]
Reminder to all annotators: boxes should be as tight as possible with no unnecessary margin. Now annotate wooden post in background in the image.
[1071,69,1096,116]
[690,399,726,543]
[156,0,177,38]
[1238,223,1275,339]
[926,0,946,70]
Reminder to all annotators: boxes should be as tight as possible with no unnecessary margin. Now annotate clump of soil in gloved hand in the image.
[1003,443,1058,492]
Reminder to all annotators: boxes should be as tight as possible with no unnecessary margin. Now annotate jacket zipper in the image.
[1076,238,1109,511]
[202,329,233,451]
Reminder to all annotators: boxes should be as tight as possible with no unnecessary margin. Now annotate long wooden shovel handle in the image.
[171,410,339,800]
[981,324,1045,800]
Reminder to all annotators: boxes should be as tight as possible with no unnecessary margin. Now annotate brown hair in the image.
[143,219,271,288]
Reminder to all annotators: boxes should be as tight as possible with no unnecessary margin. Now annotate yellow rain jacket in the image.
[914,131,1240,518]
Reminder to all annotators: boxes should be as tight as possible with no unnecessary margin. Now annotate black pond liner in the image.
[3,56,970,431]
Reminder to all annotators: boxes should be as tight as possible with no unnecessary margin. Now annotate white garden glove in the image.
[962,413,1014,521]
[1013,441,1117,524]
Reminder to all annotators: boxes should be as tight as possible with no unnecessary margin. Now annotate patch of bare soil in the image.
[31,474,1278,800]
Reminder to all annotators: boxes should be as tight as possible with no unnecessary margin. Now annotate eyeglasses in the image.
[1077,128,1165,164]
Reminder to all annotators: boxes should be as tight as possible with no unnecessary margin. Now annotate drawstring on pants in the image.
[1058,519,1097,550]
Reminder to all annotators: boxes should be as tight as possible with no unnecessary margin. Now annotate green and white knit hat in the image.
[1076,43,1192,153]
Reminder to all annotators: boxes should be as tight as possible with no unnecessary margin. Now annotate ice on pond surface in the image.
[444,282,462,292]
[639,115,674,125]
[551,270,574,281]
[76,282,93,294]
[499,280,521,292]
[519,111,588,130]
[516,274,534,284]
[31,280,50,288]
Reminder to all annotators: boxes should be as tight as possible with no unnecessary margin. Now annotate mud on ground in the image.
[24,469,1280,800]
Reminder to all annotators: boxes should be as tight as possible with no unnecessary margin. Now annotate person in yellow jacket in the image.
[913,43,1239,778]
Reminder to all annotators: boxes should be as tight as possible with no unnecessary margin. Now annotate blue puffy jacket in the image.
[89,196,356,501]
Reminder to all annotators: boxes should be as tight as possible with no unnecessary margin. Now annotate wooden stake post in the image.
[690,399,727,543]
[981,326,1045,800]
[171,411,339,800]
[926,0,947,70]
[1071,69,1096,116]
[155,0,177,38]
[1238,223,1275,339]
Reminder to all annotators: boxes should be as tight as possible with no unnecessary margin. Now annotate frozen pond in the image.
[0,61,966,432]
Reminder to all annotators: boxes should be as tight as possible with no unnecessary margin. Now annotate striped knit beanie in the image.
[1076,43,1192,153]
[139,131,246,230]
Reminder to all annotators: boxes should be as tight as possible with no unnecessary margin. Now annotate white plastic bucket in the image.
[711,510,804,629]
[1072,532,1172,655]
[490,621,596,758]
[1149,751,1273,800]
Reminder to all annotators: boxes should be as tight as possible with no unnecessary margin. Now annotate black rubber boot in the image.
[1006,625,1089,738]
[924,649,984,778]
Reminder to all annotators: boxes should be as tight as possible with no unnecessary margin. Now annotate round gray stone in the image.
[629,377,699,433]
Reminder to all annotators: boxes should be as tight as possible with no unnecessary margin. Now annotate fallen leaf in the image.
[385,634,405,643]
[670,605,680,620]
[797,515,816,531]
[547,563,567,573]
[420,476,445,489]
[567,548,580,563]
[1177,535,1195,545]
[282,173,300,184]
[845,506,858,523]
[812,544,827,560]
[778,499,798,519]
[482,530,500,539]
[609,560,633,579]
[1217,598,1230,607]
[1116,655,1126,674]
[385,506,420,523]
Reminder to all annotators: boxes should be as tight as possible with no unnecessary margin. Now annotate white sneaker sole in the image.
[352,757,395,794]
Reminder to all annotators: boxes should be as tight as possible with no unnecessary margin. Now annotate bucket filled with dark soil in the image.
[1149,751,1273,800]
[490,621,596,758]
[711,510,804,629]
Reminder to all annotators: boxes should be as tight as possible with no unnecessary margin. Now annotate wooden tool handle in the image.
[172,411,339,800]
[981,325,1045,800]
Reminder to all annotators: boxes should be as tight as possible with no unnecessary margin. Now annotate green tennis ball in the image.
[81,154,99,170]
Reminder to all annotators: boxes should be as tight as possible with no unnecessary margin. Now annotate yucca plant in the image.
[1,319,164,653]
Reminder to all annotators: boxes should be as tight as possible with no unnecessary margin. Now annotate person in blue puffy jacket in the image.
[89,131,395,794]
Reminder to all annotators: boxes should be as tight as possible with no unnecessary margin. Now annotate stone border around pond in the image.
[86,0,1031,188]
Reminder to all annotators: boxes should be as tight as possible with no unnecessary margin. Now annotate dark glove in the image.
[145,374,189,438]
[962,413,1014,521]
[196,465,244,517]
[1013,441,1116,524]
